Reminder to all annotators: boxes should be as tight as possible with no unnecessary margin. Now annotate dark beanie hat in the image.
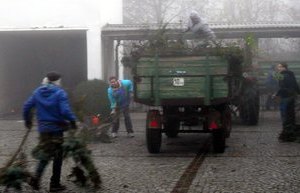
[46,71,61,82]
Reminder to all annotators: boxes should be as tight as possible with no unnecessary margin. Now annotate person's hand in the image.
[25,120,32,130]
[272,94,280,103]
[70,121,77,130]
[110,109,116,115]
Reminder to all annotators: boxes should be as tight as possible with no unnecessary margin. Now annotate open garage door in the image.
[0,30,87,116]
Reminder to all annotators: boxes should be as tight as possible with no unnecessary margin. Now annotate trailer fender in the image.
[147,110,162,129]
[208,110,222,131]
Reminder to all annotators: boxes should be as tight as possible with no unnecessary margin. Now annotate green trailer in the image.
[133,51,259,153]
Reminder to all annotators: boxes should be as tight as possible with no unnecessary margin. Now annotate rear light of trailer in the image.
[148,110,161,129]
[209,120,219,130]
[150,120,159,128]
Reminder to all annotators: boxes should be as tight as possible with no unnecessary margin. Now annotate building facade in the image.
[0,0,122,114]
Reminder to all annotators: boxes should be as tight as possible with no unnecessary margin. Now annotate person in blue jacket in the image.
[107,76,134,138]
[23,71,77,192]
[274,62,300,142]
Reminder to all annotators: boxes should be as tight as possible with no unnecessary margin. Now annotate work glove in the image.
[70,121,77,130]
[25,120,32,130]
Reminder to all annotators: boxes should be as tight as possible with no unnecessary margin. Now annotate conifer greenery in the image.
[0,130,32,191]
[1,80,110,190]
[71,79,111,122]
[63,131,102,188]
[121,24,246,69]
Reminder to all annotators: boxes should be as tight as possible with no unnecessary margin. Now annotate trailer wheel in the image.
[212,128,226,153]
[146,110,162,153]
[164,119,180,138]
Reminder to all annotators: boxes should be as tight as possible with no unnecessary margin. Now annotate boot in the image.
[49,183,66,192]
[278,132,296,142]
[28,176,40,191]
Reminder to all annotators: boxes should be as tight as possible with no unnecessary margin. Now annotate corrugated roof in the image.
[101,22,300,40]
[102,22,300,31]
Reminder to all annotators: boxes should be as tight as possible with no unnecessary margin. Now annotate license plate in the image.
[173,78,184,86]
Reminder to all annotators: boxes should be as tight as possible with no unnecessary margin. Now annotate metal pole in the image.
[115,40,121,77]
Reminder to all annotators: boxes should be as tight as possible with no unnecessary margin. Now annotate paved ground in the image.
[0,110,299,193]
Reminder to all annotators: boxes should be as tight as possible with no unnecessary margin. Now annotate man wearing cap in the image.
[23,71,77,192]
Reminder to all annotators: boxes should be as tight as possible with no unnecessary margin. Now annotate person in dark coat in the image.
[23,71,77,192]
[274,62,300,142]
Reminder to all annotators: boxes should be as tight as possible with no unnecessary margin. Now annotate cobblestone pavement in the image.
[0,111,299,193]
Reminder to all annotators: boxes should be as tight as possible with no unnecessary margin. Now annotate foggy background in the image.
[0,30,87,114]
[1,0,300,115]
[0,0,122,116]
[123,0,300,60]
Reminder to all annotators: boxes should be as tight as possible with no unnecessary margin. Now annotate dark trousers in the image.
[112,107,133,133]
[35,132,64,185]
[280,97,296,135]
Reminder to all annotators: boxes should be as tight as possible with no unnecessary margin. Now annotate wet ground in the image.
[0,110,299,193]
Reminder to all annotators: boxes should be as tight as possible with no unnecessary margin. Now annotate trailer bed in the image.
[134,56,230,106]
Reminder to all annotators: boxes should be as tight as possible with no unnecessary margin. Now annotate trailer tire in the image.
[146,110,162,153]
[146,129,162,153]
[212,129,226,153]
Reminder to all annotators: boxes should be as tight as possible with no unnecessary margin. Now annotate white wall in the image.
[0,0,122,80]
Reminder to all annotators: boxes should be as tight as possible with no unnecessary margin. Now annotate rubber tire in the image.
[146,128,162,153]
[146,111,162,153]
[212,129,226,153]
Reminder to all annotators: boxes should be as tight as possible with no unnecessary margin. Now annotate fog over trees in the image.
[123,0,298,23]
[123,0,300,60]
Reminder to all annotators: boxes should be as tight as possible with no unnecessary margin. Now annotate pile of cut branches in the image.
[63,131,102,188]
[0,129,33,191]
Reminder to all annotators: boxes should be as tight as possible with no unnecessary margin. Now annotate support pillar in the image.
[101,36,115,81]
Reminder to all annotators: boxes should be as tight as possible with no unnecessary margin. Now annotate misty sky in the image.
[0,0,122,28]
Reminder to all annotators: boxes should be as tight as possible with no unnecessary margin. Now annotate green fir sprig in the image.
[63,132,102,189]
[0,130,33,191]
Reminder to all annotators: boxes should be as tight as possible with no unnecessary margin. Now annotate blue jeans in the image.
[112,106,133,133]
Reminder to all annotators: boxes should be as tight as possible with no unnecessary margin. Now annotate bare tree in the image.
[123,0,177,24]
[122,0,300,60]
[219,0,291,23]
[123,0,215,24]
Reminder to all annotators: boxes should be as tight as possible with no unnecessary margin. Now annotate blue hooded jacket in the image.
[23,84,76,133]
